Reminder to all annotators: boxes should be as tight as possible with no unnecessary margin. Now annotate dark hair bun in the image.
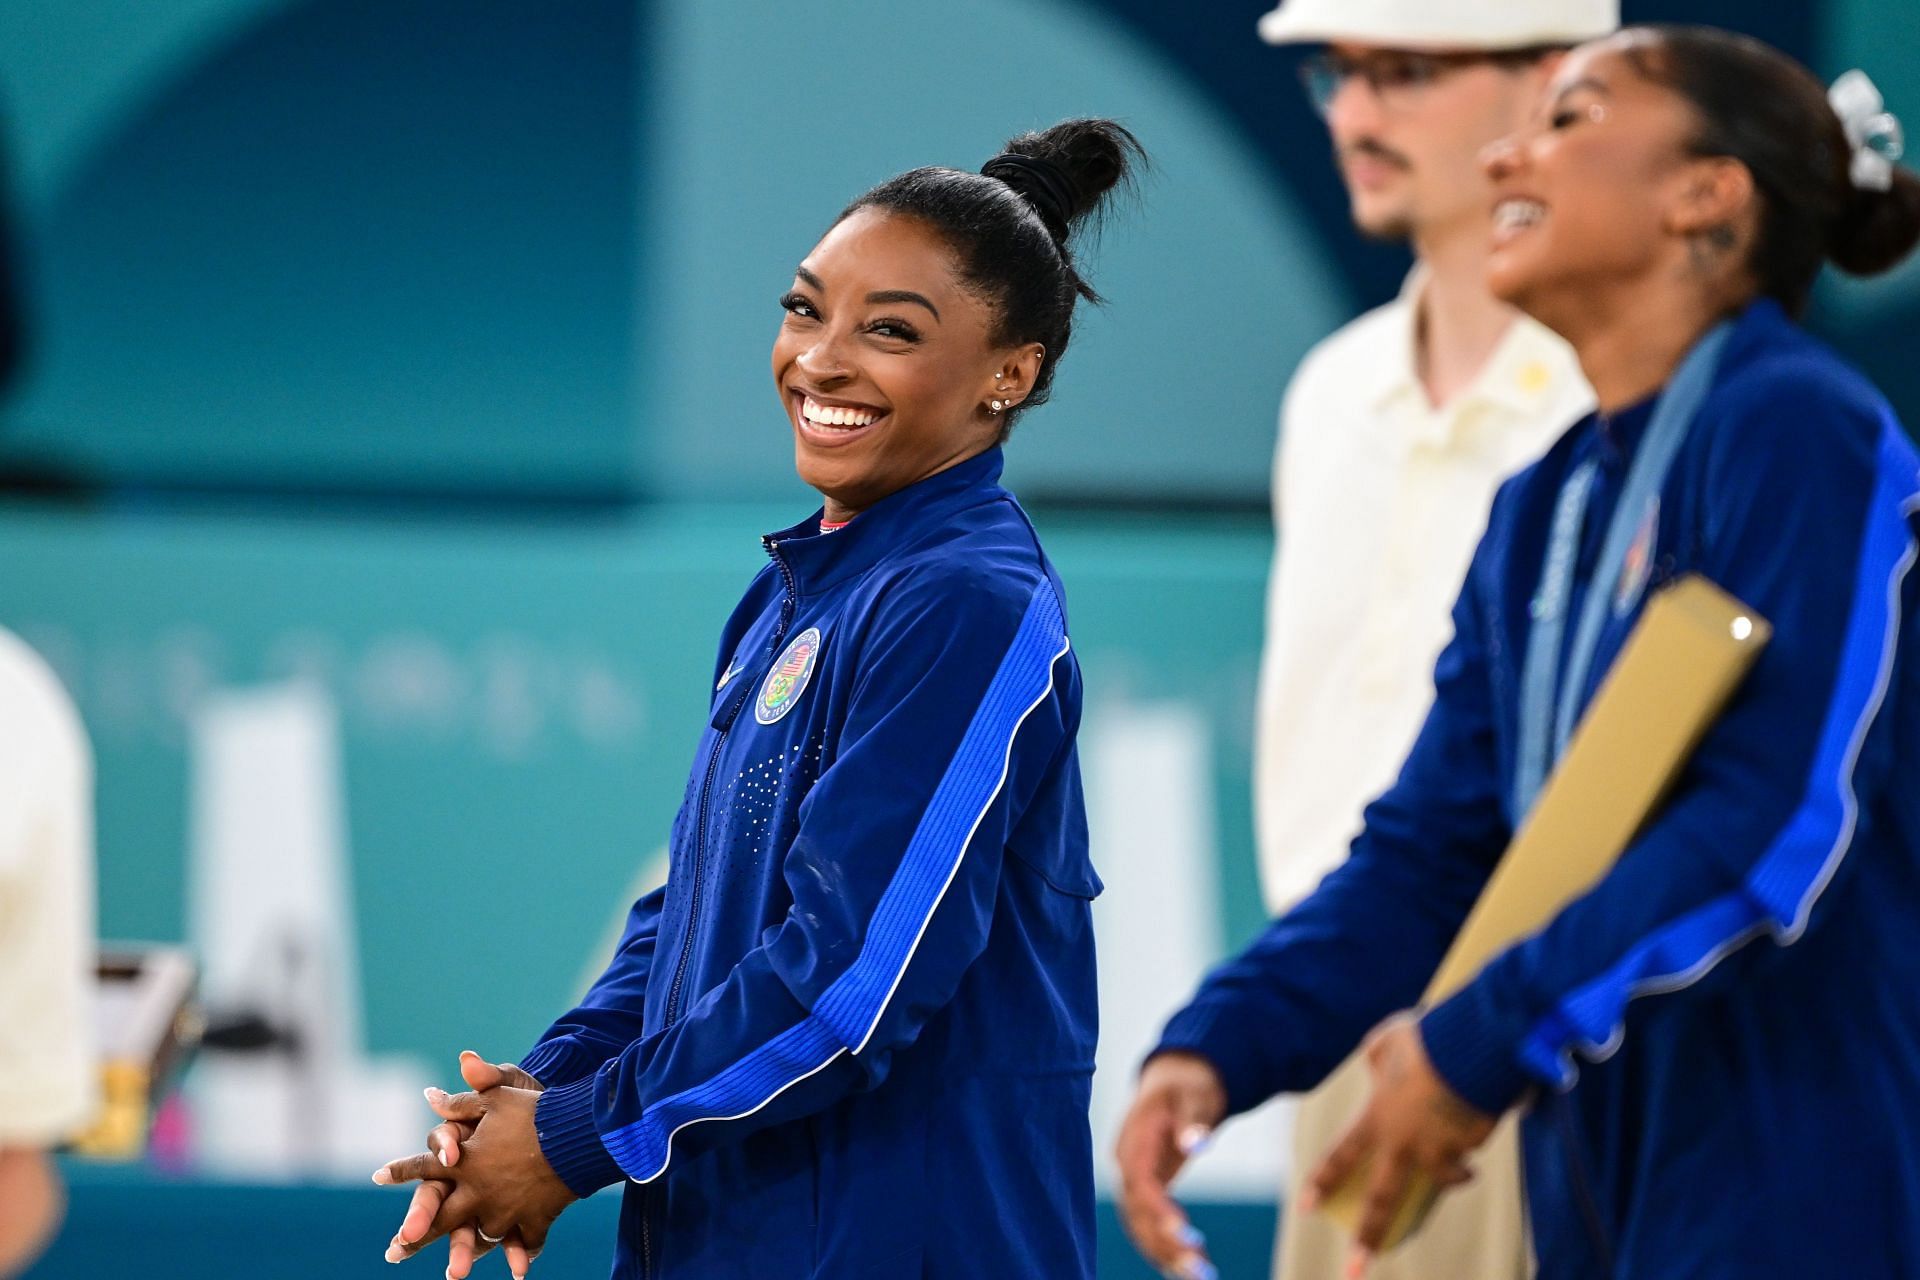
[1829,166,1920,276]
[994,118,1145,242]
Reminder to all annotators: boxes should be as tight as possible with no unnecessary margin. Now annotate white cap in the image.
[1257,0,1618,51]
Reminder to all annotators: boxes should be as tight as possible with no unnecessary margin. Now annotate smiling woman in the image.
[371,119,1147,1280]
[774,118,1142,521]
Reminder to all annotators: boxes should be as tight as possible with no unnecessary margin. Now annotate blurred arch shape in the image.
[0,0,1348,505]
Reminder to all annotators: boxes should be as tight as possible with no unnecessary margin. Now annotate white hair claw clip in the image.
[1829,69,1904,192]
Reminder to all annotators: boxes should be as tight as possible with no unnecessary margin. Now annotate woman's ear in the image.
[986,343,1047,413]
[1666,156,1756,239]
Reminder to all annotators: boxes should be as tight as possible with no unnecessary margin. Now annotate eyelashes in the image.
[778,292,921,343]
[868,318,921,342]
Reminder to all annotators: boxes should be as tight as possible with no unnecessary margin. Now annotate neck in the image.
[816,438,995,525]
[1543,272,1733,414]
[1410,219,1519,409]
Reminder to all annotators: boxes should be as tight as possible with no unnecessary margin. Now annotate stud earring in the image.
[989,400,1005,414]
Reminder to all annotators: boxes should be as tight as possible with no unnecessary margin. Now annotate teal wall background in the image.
[0,501,1272,1062]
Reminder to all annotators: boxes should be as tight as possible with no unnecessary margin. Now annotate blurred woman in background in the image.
[1127,25,1920,1280]
[374,118,1144,1280]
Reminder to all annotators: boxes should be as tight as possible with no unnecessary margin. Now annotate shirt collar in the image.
[1367,267,1585,425]
[763,446,1007,595]
[1366,270,1427,414]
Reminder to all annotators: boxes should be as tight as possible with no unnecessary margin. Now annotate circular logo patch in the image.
[756,627,822,725]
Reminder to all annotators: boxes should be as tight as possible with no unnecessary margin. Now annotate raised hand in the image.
[1113,1051,1228,1280]
[377,1051,551,1279]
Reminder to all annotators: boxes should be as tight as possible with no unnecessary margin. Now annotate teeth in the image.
[1493,199,1546,234]
[801,396,880,430]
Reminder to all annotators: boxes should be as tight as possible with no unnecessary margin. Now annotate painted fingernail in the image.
[438,1147,452,1168]
[372,1169,393,1186]
[385,1244,405,1264]
[1175,1223,1206,1249]
[425,1087,449,1105]
[1176,1124,1213,1156]
[1186,1262,1219,1280]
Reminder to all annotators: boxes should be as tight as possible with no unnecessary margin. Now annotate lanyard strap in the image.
[1511,322,1734,818]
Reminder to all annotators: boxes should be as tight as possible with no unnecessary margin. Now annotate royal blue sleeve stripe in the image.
[598,582,1071,1183]
[1519,424,1920,1088]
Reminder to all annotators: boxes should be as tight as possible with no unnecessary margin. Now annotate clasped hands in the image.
[371,1050,578,1279]
[1114,1011,1497,1280]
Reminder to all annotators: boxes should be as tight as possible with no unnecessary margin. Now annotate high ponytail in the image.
[838,117,1146,432]
[1828,167,1920,278]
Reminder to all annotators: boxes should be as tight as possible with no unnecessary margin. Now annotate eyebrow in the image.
[790,267,942,322]
[864,289,940,320]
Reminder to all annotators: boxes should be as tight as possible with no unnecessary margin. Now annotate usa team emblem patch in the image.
[1614,497,1660,617]
[756,627,822,725]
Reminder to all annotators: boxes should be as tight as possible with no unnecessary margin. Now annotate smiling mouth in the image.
[1492,197,1548,245]
[791,392,890,443]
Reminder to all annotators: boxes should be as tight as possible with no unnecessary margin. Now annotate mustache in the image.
[1337,138,1411,170]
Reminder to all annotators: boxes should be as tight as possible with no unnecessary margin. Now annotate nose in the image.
[1480,131,1528,183]
[1325,71,1384,141]
[794,329,854,385]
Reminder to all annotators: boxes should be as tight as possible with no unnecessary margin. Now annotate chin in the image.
[1487,259,1528,308]
[1350,199,1414,243]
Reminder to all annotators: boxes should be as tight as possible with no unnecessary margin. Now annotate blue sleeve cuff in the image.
[520,1038,616,1090]
[1151,1001,1278,1118]
[533,1073,626,1197]
[1418,984,1539,1117]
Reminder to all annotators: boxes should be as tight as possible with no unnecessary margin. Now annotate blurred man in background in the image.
[1117,1,1608,1278]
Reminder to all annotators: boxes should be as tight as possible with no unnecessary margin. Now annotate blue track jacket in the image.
[1158,300,1920,1278]
[520,448,1100,1279]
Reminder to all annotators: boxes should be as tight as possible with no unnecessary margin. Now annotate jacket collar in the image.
[763,447,1007,595]
[1586,296,1792,464]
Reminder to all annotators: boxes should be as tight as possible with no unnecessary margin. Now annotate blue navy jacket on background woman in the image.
[1159,296,1920,1278]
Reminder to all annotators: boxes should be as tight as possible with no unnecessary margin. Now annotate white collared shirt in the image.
[1255,276,1594,913]
[0,627,97,1145]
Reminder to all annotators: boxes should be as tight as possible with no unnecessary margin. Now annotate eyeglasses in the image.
[1298,48,1551,119]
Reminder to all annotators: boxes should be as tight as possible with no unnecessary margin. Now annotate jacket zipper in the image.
[640,1189,653,1280]
[662,534,800,1029]
[644,539,797,1279]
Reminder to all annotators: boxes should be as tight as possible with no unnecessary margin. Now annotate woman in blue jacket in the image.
[1122,26,1920,1280]
[374,118,1143,1279]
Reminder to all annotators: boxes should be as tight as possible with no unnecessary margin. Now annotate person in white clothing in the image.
[1116,2,1605,1279]
[0,628,96,1277]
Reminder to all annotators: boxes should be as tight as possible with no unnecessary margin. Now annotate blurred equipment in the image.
[185,679,428,1180]
[68,946,199,1159]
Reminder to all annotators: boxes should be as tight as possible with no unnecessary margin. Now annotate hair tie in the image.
[1829,69,1905,192]
[980,153,1077,239]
